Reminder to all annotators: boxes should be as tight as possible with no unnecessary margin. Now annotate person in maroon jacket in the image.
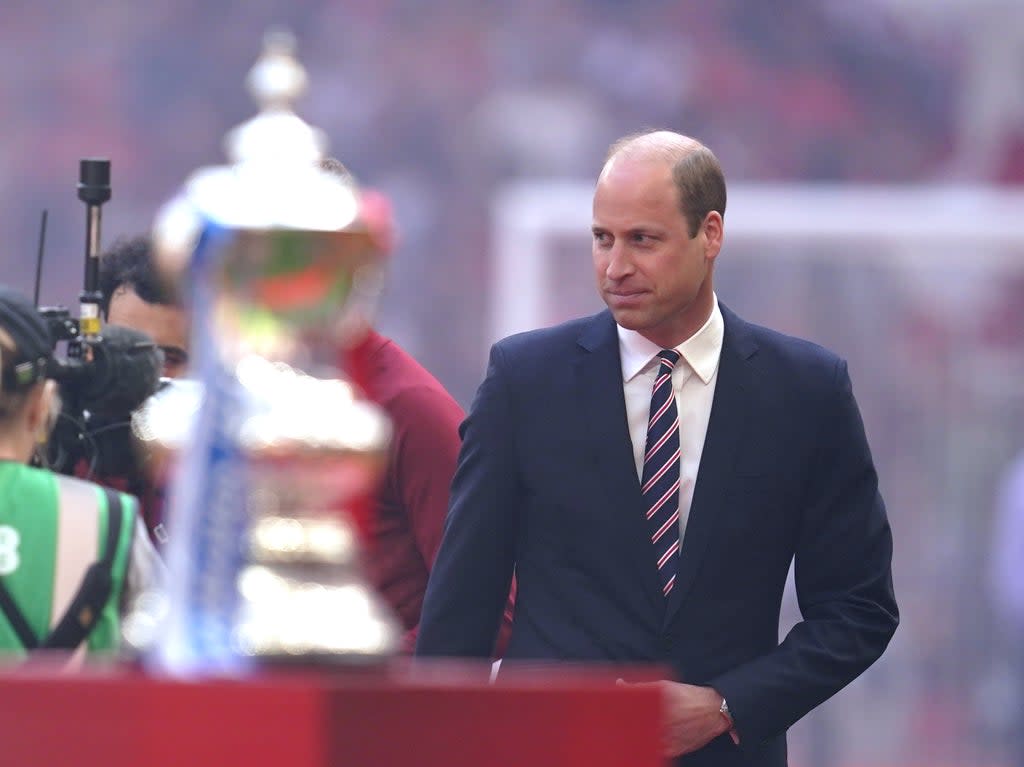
[352,328,471,651]
[331,157,513,654]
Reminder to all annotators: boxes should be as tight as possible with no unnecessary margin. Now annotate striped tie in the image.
[641,349,682,597]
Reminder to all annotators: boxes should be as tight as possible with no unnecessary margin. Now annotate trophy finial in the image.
[246,28,308,113]
[224,28,324,167]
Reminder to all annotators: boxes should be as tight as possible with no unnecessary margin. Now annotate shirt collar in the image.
[617,294,724,385]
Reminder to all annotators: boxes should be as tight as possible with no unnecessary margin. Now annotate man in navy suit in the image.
[416,131,898,766]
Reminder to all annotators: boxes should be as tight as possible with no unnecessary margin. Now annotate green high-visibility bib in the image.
[0,461,135,656]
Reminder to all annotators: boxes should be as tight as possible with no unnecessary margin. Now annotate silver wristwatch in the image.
[719,697,733,723]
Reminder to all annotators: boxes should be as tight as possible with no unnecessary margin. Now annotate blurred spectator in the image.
[324,157,512,653]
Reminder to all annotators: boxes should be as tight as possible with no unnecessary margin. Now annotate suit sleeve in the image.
[709,359,899,745]
[415,344,521,657]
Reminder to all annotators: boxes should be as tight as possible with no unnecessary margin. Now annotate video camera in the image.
[36,159,164,479]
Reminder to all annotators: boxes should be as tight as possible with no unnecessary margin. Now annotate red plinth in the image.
[0,661,663,766]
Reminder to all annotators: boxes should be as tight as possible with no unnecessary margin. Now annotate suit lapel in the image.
[663,305,758,628]
[575,313,665,610]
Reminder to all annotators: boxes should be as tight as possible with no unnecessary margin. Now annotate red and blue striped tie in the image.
[641,349,682,596]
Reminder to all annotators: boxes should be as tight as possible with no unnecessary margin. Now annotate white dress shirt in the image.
[618,294,724,544]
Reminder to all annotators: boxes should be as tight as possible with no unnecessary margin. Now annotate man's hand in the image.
[618,680,734,757]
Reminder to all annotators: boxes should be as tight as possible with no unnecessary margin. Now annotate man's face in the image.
[591,154,721,348]
[107,285,189,378]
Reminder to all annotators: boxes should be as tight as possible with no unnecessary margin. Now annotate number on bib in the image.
[0,526,21,575]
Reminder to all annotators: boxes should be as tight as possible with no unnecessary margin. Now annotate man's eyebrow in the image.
[159,345,189,360]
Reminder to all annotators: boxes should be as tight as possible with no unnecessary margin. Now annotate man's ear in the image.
[702,211,724,262]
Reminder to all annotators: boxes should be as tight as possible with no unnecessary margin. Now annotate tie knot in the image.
[657,349,681,369]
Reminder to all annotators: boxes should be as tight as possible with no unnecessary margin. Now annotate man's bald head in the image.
[601,130,726,237]
[604,130,704,165]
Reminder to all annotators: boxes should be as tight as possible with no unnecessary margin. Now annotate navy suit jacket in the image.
[417,305,898,766]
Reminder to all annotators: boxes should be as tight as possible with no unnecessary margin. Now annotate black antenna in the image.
[34,210,48,306]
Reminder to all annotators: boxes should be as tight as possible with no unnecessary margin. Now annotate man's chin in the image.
[607,309,647,331]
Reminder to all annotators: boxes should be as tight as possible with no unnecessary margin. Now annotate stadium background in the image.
[3,1,1024,764]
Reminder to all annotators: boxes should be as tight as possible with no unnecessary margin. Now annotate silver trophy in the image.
[134,30,400,671]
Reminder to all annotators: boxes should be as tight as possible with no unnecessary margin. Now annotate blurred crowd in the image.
[3,0,1022,402]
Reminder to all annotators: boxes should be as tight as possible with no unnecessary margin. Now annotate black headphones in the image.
[0,287,53,393]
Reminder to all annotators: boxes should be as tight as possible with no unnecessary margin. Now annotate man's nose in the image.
[605,243,633,280]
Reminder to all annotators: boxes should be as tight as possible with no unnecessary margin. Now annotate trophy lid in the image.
[151,29,384,361]
[153,29,371,274]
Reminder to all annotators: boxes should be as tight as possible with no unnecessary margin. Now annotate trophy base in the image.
[233,564,401,662]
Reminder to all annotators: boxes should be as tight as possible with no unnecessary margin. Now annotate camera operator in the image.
[0,286,160,662]
[72,234,190,550]
[99,235,188,380]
